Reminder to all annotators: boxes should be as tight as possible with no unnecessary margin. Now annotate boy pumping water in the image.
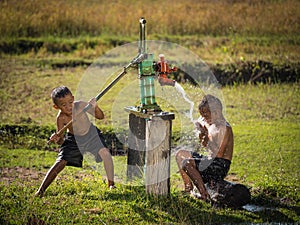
[35,86,115,197]
[175,94,233,201]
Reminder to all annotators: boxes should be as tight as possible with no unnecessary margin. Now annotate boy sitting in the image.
[176,94,233,201]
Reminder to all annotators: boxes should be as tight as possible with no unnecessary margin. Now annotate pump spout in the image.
[156,53,177,87]
[158,75,176,87]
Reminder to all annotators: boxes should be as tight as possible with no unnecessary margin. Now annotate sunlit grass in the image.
[0,0,299,38]
[0,1,299,222]
[223,83,300,123]
[1,128,299,224]
[1,79,299,223]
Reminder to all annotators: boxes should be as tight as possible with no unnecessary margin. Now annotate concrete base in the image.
[125,106,174,195]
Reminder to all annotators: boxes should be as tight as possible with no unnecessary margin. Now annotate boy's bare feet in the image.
[108,180,115,190]
[190,187,211,202]
[109,185,116,190]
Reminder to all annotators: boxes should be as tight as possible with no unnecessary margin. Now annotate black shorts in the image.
[56,125,107,167]
[56,133,83,168]
[192,152,231,183]
[75,124,107,163]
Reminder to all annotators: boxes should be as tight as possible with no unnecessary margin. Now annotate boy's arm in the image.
[48,114,65,145]
[195,117,209,146]
[55,115,66,145]
[197,124,209,147]
[86,98,104,120]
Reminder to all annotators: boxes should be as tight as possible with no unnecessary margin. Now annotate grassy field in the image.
[0,116,299,224]
[0,0,299,224]
[1,0,299,37]
[1,74,299,224]
[0,0,300,65]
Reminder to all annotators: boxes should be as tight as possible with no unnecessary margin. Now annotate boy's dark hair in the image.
[51,86,72,105]
[198,94,223,112]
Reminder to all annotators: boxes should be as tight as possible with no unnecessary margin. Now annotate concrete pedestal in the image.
[125,107,174,195]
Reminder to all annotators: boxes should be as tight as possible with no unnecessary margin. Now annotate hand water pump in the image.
[136,17,161,113]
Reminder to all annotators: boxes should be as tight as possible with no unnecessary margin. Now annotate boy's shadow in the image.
[105,186,246,224]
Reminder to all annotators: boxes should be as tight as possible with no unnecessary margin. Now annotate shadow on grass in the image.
[247,192,300,223]
[100,185,299,224]
[103,185,246,224]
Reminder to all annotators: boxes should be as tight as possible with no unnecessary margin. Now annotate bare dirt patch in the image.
[0,166,103,187]
[225,173,242,183]
[0,166,45,185]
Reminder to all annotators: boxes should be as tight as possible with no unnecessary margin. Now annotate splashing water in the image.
[174,82,195,123]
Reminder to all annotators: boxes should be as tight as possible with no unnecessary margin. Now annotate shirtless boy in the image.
[175,94,233,201]
[35,86,115,197]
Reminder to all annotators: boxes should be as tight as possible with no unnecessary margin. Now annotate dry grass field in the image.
[0,0,299,37]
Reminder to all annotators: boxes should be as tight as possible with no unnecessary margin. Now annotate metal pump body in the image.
[137,17,161,113]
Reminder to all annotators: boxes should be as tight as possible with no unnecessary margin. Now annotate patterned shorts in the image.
[192,152,231,183]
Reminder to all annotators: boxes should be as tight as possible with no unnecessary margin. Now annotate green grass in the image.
[223,83,300,122]
[1,54,299,125]
[232,120,300,199]
[1,35,299,65]
[0,0,299,222]
[0,145,299,224]
[0,82,299,223]
[1,119,299,224]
